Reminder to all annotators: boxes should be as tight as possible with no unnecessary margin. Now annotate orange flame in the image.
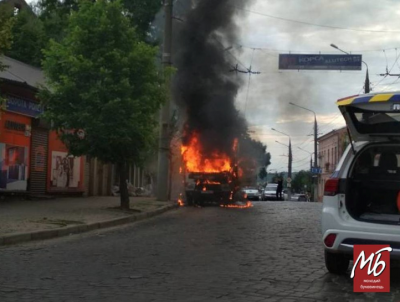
[181,132,232,173]
[177,199,185,206]
[203,180,221,185]
[220,201,253,209]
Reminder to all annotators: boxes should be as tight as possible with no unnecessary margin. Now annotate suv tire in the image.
[324,250,349,274]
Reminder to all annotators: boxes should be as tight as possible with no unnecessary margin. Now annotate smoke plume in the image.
[173,0,254,158]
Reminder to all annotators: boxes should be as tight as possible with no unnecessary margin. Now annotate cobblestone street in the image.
[1,202,400,301]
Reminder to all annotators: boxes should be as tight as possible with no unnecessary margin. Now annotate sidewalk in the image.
[0,196,177,245]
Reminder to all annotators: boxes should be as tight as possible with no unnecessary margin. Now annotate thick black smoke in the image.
[173,0,252,158]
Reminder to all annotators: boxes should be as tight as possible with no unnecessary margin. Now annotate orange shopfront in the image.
[0,82,42,192]
[0,110,31,191]
[0,82,84,195]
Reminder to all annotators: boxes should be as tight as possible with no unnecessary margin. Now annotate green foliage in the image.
[40,0,165,166]
[239,135,271,167]
[36,0,79,42]
[36,0,162,43]
[0,5,14,70]
[121,0,163,41]
[6,9,46,67]
[3,0,162,66]
[258,167,267,180]
[291,170,312,193]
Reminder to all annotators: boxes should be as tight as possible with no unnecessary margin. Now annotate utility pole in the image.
[313,115,318,202]
[156,0,173,201]
[330,44,370,94]
[273,130,292,201]
[289,102,319,202]
[288,139,292,180]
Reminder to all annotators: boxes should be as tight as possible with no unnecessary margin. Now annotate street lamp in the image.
[330,43,370,93]
[271,129,292,178]
[272,128,292,200]
[289,103,318,170]
[298,147,314,170]
[275,140,288,147]
[288,103,318,202]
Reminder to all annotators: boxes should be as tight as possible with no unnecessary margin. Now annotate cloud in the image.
[233,0,400,170]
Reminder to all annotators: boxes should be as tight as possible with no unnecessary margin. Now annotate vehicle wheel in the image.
[324,250,349,274]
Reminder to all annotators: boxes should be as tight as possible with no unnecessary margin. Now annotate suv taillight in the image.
[324,233,337,248]
[324,178,339,196]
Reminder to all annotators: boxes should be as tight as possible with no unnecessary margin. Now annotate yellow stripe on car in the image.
[336,97,356,106]
[368,94,393,102]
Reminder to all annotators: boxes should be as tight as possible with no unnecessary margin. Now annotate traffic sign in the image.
[311,167,322,174]
[286,177,292,183]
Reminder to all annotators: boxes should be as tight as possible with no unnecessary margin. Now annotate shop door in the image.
[29,123,48,195]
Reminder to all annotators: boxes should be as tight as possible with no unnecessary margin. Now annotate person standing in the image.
[276,178,283,200]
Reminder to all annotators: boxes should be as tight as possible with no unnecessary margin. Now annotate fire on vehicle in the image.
[179,131,251,208]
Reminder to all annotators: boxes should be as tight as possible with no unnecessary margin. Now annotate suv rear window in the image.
[348,106,400,135]
[352,145,400,176]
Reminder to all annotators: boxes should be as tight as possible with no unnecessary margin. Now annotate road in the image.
[1,202,400,301]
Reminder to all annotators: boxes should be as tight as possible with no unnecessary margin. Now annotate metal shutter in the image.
[29,124,48,196]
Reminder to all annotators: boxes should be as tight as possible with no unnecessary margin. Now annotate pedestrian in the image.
[276,178,283,200]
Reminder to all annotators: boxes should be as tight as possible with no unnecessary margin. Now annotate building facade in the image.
[317,126,349,201]
[0,56,148,198]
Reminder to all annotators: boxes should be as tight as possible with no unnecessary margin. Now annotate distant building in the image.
[317,126,349,201]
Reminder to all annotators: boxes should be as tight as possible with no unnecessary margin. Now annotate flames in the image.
[181,132,233,173]
[179,131,252,209]
[220,201,253,209]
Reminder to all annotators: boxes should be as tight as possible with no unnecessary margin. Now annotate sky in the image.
[231,0,400,172]
[24,0,400,172]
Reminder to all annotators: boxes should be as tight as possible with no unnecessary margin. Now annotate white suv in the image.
[322,92,400,274]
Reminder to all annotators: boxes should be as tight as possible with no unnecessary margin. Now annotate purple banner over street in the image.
[279,54,362,71]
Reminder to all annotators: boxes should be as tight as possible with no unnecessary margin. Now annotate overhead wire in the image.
[237,44,400,54]
[317,114,344,134]
[230,5,400,33]
[244,48,256,116]
[292,155,311,164]
[373,49,400,90]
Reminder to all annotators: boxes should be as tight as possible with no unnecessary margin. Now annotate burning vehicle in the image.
[184,172,236,206]
[180,133,245,206]
[171,0,265,208]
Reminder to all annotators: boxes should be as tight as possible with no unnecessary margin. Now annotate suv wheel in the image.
[324,250,349,274]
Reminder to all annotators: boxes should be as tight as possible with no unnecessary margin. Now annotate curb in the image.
[0,204,179,247]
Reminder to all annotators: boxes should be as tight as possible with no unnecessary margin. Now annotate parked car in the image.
[282,189,289,201]
[297,193,309,202]
[242,186,261,201]
[262,183,278,201]
[322,92,400,274]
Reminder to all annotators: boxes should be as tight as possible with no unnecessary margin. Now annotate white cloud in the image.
[234,0,400,171]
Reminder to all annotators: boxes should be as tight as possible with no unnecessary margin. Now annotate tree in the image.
[36,0,162,43]
[121,0,163,42]
[258,167,267,180]
[40,0,165,209]
[35,0,79,43]
[291,170,312,193]
[0,5,14,71]
[6,9,46,67]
